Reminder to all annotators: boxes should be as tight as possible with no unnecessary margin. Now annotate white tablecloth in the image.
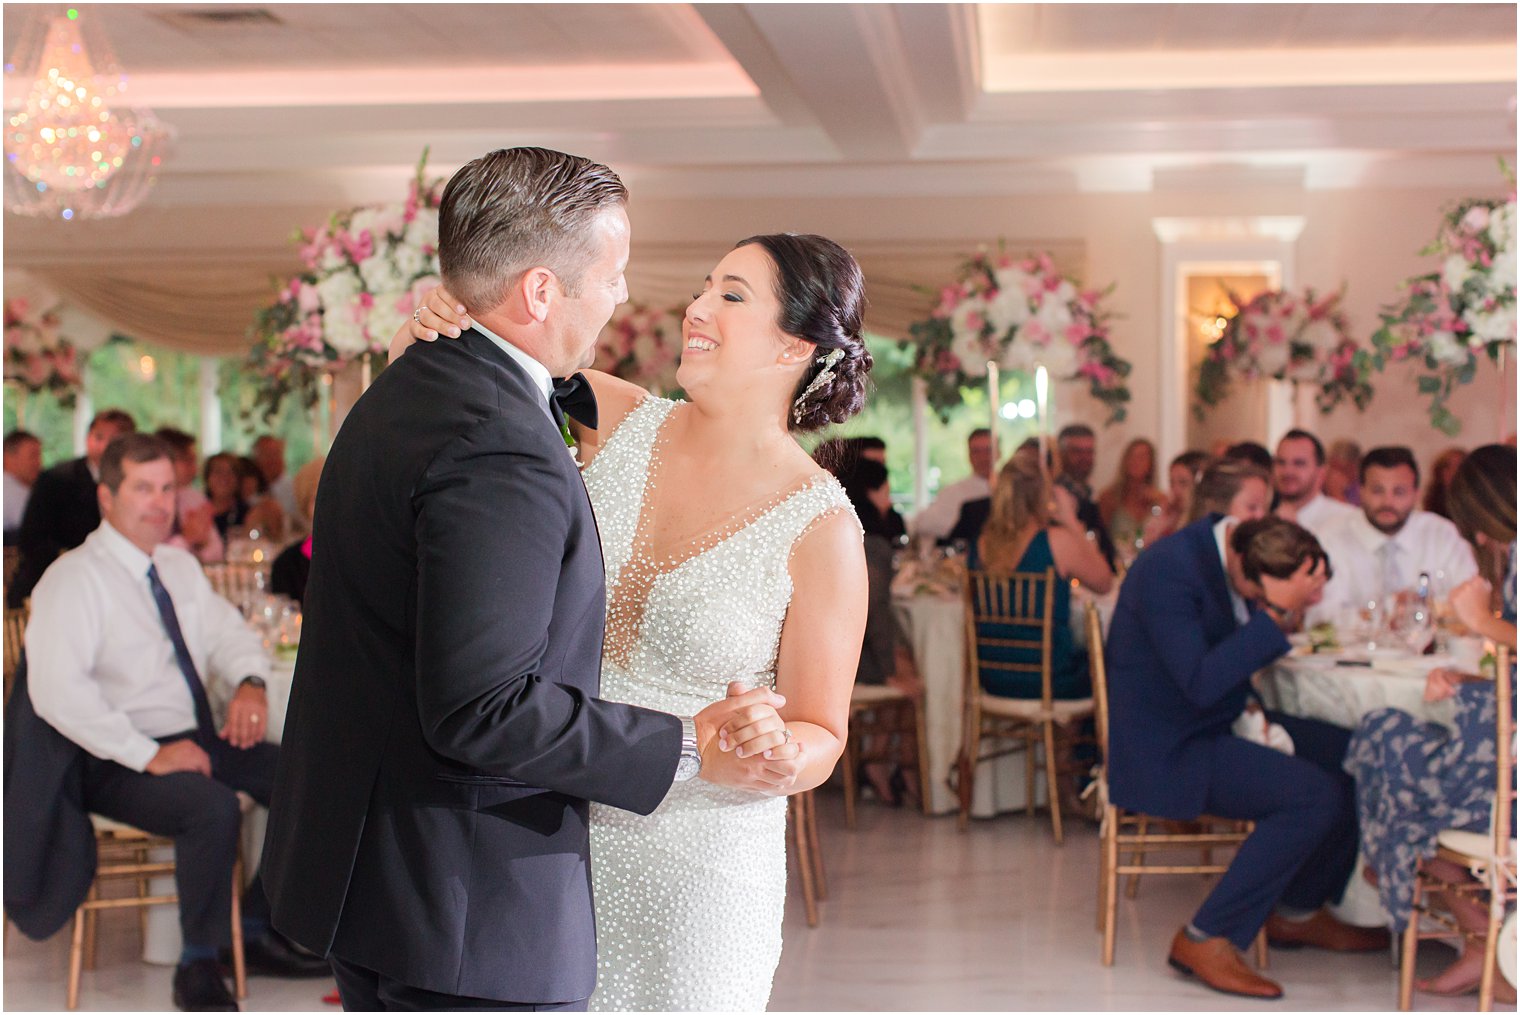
[143,656,296,964]
[1256,649,1455,928]
[894,585,1116,819]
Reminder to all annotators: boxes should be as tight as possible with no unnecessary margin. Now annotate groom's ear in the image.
[520,267,557,324]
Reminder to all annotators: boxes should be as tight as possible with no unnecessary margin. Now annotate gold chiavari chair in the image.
[202,562,264,610]
[957,567,1092,843]
[68,817,248,1010]
[1397,645,1515,1011]
[841,683,929,827]
[4,600,29,705]
[787,790,827,927]
[1089,602,1267,968]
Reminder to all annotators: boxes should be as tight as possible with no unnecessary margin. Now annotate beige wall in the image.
[630,178,1515,488]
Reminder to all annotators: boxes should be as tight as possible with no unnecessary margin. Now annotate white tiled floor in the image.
[3,790,1508,1012]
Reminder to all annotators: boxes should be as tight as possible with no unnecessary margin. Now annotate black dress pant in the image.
[329,955,588,1012]
[80,731,279,950]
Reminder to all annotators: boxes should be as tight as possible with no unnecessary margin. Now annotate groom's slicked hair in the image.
[439,147,628,315]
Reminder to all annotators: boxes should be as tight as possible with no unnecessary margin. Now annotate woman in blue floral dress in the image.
[1344,443,1516,998]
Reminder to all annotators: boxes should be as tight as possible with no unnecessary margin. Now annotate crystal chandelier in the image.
[3,7,174,221]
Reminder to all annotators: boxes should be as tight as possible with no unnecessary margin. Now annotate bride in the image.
[392,232,871,1010]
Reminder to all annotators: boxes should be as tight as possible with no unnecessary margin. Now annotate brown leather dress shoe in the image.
[1264,909,1391,952]
[1168,929,1284,1000]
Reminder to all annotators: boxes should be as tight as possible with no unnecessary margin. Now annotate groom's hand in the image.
[692,683,787,760]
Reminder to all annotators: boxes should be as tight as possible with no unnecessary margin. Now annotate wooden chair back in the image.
[962,568,1056,709]
[1086,601,1109,758]
[4,602,28,705]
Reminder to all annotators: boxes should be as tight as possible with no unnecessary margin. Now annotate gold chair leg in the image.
[1254,928,1269,970]
[1024,729,1036,817]
[1397,881,1420,1011]
[83,882,99,971]
[914,700,932,816]
[67,908,86,1011]
[1101,806,1119,966]
[842,723,860,830]
[957,713,980,832]
[1125,817,1147,899]
[232,856,247,1000]
[789,796,819,928]
[804,791,827,901]
[1042,721,1064,845]
[1478,894,1501,1012]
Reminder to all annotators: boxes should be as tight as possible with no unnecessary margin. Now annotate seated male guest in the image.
[1105,515,1387,1000]
[11,434,326,1012]
[1307,445,1478,627]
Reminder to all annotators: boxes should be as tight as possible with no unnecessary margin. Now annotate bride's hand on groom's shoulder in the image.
[389,286,473,364]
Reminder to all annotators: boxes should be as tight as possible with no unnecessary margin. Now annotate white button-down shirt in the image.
[911,475,992,541]
[3,471,31,531]
[26,522,270,773]
[474,321,555,421]
[1307,508,1478,627]
[1286,492,1359,543]
[1214,515,1252,626]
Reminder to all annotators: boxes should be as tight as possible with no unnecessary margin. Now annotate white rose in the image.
[984,286,1031,337]
[999,339,1033,373]
[406,209,439,252]
[1463,304,1517,344]
[950,294,987,343]
[1442,254,1474,292]
[1461,205,1491,234]
[349,208,381,239]
[1488,249,1517,299]
[365,298,408,351]
[1255,339,1291,378]
[316,268,361,315]
[1033,295,1073,338]
[1039,336,1079,377]
[324,304,368,357]
[392,242,426,285]
[318,245,346,273]
[1299,319,1341,351]
[1427,329,1470,366]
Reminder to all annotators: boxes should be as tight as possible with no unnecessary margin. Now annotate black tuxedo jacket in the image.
[11,457,98,600]
[261,330,682,1003]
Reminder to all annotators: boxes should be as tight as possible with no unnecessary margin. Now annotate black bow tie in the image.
[550,373,599,430]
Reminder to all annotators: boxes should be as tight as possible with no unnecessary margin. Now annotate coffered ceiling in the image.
[4,2,1515,271]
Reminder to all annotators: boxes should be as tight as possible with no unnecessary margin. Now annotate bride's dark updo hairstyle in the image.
[735,233,872,433]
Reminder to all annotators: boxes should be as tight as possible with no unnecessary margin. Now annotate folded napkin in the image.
[1232,704,1295,755]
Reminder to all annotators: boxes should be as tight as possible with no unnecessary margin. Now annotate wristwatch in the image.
[673,718,702,782]
[239,675,267,692]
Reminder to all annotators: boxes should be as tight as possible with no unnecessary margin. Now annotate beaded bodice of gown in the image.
[579,395,856,1012]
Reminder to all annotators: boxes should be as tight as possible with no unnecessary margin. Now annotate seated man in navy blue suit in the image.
[1106,515,1388,1000]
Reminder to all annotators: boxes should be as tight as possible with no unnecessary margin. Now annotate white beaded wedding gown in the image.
[579,395,856,1012]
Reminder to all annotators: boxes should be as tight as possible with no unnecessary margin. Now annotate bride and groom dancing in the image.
[261,147,875,1011]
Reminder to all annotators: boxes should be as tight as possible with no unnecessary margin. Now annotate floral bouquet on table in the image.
[1194,286,1371,418]
[594,302,683,394]
[245,149,446,420]
[907,247,1130,422]
[1365,187,1516,435]
[3,294,82,406]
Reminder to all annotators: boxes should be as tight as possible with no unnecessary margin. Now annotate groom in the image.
[262,148,790,1011]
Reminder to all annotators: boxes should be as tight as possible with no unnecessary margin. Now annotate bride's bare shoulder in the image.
[583,370,653,435]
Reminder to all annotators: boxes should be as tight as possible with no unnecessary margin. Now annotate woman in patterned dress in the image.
[397,233,871,1010]
[1343,442,1516,999]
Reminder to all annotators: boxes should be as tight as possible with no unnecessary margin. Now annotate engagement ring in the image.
[781,728,793,744]
[412,307,424,323]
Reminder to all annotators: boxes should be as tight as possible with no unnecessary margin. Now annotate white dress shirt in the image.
[1214,516,1251,625]
[911,475,992,541]
[26,521,271,772]
[474,320,555,421]
[1285,492,1359,543]
[1307,508,1478,627]
[3,471,31,531]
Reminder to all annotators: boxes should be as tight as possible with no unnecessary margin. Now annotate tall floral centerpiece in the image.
[4,294,82,408]
[594,302,683,393]
[908,248,1130,422]
[1194,286,1371,418]
[1366,187,1516,435]
[246,150,445,420]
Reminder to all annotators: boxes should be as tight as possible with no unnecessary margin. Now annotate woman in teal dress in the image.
[968,454,1114,699]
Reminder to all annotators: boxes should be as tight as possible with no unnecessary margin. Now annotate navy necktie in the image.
[146,563,216,739]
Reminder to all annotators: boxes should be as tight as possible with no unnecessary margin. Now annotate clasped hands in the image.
[692,682,804,797]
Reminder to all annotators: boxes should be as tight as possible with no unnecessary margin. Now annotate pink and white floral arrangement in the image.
[1195,286,1371,417]
[908,248,1130,421]
[594,302,683,393]
[246,150,444,419]
[4,294,82,405]
[1368,185,1516,435]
